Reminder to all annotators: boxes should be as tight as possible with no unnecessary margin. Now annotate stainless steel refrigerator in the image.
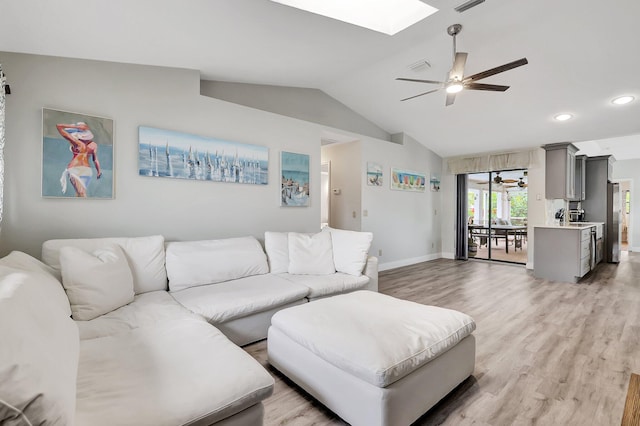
[607,182,621,263]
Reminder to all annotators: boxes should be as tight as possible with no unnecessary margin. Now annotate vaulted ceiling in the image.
[1,0,639,158]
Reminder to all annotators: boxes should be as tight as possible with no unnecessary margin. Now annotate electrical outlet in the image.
[352,211,356,218]
[363,209,368,217]
[378,249,382,256]
[432,242,435,248]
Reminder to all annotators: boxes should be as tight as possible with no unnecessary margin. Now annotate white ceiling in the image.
[1,0,639,159]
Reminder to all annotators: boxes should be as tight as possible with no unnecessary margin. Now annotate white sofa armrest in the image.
[363,256,378,292]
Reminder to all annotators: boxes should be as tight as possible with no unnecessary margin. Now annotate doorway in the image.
[618,179,632,252]
[321,162,331,229]
[467,170,528,264]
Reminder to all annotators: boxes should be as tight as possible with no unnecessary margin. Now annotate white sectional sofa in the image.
[1,228,378,425]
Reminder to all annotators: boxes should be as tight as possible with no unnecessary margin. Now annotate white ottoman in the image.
[267,291,476,426]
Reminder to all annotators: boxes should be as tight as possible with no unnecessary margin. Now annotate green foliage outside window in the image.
[510,193,528,218]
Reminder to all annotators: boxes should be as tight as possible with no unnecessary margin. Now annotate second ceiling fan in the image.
[397,24,528,106]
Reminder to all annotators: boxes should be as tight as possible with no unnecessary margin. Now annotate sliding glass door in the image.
[466,170,528,264]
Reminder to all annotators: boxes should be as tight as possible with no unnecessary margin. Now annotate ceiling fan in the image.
[396,24,528,106]
[477,172,519,185]
[505,177,528,188]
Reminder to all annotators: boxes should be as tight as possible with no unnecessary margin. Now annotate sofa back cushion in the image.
[0,262,79,425]
[166,236,269,292]
[264,231,290,274]
[323,227,373,276]
[59,245,135,321]
[42,235,167,294]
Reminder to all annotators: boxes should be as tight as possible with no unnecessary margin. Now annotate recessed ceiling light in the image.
[612,95,635,105]
[269,0,438,36]
[554,113,573,121]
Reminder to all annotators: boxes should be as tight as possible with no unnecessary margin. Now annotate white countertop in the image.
[535,222,604,230]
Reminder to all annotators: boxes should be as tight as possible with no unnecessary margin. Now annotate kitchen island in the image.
[533,222,604,283]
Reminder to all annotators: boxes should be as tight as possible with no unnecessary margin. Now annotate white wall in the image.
[360,134,442,270]
[321,141,362,231]
[613,160,638,250]
[0,51,445,269]
[0,52,323,257]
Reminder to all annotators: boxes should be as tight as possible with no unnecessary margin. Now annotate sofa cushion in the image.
[170,274,309,324]
[323,227,373,276]
[42,235,167,294]
[0,251,71,316]
[264,231,289,273]
[75,319,274,426]
[60,245,135,321]
[288,232,335,275]
[278,272,369,299]
[77,291,202,340]
[270,291,476,387]
[166,237,269,292]
[0,265,79,425]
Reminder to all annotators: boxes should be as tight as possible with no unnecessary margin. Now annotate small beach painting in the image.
[390,168,426,192]
[42,108,114,199]
[281,151,310,207]
[367,162,383,186]
[138,126,268,185]
[430,173,441,192]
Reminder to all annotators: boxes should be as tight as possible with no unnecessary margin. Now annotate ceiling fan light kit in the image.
[396,24,528,106]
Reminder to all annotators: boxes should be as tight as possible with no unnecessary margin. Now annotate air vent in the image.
[408,59,432,72]
[454,0,485,13]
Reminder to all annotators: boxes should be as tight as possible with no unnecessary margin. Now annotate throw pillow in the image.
[288,232,335,275]
[59,245,135,321]
[264,232,290,274]
[323,227,373,276]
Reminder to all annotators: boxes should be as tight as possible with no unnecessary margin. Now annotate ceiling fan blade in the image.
[396,77,445,85]
[466,82,510,92]
[400,88,440,102]
[464,58,528,82]
[449,52,468,81]
[445,92,456,106]
[502,179,519,183]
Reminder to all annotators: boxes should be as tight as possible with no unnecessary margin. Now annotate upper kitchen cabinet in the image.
[543,142,578,199]
[571,155,587,201]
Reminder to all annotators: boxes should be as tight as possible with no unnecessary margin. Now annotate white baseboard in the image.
[378,253,441,271]
[630,246,639,252]
[441,252,455,259]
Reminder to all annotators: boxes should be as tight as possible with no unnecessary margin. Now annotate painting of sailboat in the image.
[138,126,268,185]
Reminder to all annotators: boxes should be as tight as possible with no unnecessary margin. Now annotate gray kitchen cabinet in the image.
[571,155,586,201]
[533,225,595,283]
[543,142,578,200]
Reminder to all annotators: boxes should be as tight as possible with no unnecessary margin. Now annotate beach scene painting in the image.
[367,162,383,186]
[430,172,441,192]
[281,151,309,207]
[138,126,268,185]
[42,108,114,199]
[390,168,426,192]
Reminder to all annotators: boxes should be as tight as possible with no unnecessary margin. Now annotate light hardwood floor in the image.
[244,252,640,425]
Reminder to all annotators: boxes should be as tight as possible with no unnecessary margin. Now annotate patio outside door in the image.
[467,170,528,264]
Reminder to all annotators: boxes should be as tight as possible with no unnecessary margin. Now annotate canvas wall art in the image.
[281,151,309,207]
[42,108,114,198]
[367,162,383,186]
[138,126,268,185]
[430,173,441,192]
[390,168,426,192]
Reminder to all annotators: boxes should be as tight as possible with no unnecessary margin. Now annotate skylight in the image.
[270,0,439,36]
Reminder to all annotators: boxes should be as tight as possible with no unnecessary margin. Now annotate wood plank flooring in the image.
[622,374,640,426]
[244,252,640,425]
